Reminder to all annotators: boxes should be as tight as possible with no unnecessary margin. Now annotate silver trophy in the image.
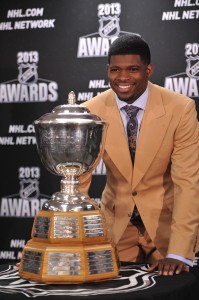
[34,90,106,212]
[19,91,119,284]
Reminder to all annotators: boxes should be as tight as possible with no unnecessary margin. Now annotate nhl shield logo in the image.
[18,63,38,84]
[99,16,120,38]
[186,56,199,79]
[19,179,39,199]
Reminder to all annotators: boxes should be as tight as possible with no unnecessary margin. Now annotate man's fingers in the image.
[147,258,189,276]
[184,265,189,272]
[147,262,158,272]
[157,261,167,275]
[168,264,177,275]
[175,263,185,274]
[159,262,186,276]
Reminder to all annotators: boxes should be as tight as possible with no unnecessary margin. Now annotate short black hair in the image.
[108,34,151,65]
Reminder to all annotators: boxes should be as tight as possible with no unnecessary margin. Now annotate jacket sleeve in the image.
[167,100,199,259]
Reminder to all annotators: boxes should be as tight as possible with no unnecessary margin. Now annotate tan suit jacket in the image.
[80,81,199,261]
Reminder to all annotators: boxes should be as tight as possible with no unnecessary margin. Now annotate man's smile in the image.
[116,83,135,93]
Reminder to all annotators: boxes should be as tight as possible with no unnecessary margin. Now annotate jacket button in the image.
[132,191,137,196]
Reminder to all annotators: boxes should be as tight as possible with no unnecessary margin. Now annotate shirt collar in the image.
[115,86,149,111]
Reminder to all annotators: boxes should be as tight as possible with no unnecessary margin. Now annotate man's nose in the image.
[118,70,130,80]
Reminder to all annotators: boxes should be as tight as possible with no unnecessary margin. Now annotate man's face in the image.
[107,54,153,104]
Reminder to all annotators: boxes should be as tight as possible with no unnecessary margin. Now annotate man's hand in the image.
[147,258,189,276]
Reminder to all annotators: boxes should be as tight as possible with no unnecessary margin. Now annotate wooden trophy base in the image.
[19,210,119,283]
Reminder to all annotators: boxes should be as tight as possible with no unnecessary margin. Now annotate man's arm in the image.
[149,100,199,276]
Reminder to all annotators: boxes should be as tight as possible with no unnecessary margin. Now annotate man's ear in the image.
[146,63,153,78]
[106,64,110,73]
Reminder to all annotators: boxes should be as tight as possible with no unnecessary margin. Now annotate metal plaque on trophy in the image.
[19,91,119,284]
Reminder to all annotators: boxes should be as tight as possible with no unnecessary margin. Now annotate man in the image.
[79,34,199,276]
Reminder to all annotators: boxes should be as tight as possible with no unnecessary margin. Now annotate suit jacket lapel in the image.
[132,82,172,189]
[104,92,133,185]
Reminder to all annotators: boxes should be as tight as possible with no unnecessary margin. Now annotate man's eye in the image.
[130,67,139,72]
[110,68,119,72]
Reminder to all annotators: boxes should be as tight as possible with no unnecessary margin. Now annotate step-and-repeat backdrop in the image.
[0,0,198,266]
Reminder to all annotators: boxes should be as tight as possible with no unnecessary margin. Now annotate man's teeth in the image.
[119,85,131,89]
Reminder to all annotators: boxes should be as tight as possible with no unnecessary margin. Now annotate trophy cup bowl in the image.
[19,92,119,284]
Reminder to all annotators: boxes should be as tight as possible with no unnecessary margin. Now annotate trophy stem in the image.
[42,171,95,211]
[60,175,79,195]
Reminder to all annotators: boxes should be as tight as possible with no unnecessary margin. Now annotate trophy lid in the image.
[34,91,104,124]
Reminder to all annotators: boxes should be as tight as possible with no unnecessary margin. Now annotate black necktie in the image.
[123,105,140,221]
